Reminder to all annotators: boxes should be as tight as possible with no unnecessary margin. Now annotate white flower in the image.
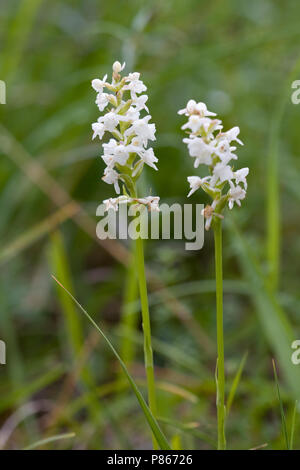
[124,72,147,98]
[180,99,248,227]
[210,162,234,187]
[91,75,108,93]
[201,199,223,231]
[102,140,130,166]
[178,100,196,115]
[228,183,246,209]
[187,176,211,197]
[118,106,140,123]
[138,147,158,170]
[222,126,243,146]
[201,118,223,137]
[102,138,118,155]
[99,112,120,132]
[113,144,131,165]
[182,115,222,135]
[101,154,115,167]
[126,116,156,146]
[96,92,110,112]
[194,102,216,117]
[182,115,204,133]
[178,99,197,116]
[183,137,213,167]
[92,61,159,201]
[104,195,159,213]
[92,122,105,140]
[214,139,237,164]
[133,196,160,212]
[103,197,118,211]
[103,195,130,211]
[178,100,216,117]
[133,94,149,112]
[102,167,120,194]
[234,167,249,189]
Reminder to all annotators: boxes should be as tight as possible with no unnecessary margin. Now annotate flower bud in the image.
[113,61,122,73]
[186,100,197,114]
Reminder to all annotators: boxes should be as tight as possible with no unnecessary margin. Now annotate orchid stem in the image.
[214,218,226,450]
[131,183,157,449]
[135,235,158,449]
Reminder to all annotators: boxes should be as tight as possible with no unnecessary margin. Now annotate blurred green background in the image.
[1,0,300,450]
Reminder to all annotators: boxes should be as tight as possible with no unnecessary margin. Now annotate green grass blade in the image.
[290,401,298,450]
[1,0,43,82]
[227,352,248,415]
[49,231,108,444]
[24,432,75,450]
[51,275,171,450]
[272,359,289,449]
[266,55,300,291]
[171,434,182,451]
[228,216,300,401]
[158,417,216,448]
[49,232,85,358]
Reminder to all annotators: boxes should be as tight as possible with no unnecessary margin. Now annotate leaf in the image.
[289,401,298,450]
[51,275,171,450]
[24,432,75,450]
[227,352,248,415]
[272,359,289,449]
[228,217,300,401]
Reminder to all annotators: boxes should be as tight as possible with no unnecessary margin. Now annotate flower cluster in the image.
[92,61,159,212]
[179,100,249,230]
[103,195,160,212]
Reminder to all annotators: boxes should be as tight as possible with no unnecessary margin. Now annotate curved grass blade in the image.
[289,401,298,450]
[51,275,171,450]
[272,359,289,449]
[227,352,248,415]
[24,432,75,450]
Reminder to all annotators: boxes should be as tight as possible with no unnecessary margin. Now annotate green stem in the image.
[135,235,158,449]
[119,240,138,372]
[214,218,226,450]
[128,182,157,448]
